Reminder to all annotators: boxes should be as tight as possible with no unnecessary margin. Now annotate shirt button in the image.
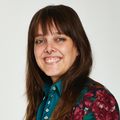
[52,86,56,91]
[45,108,49,112]
[43,96,45,100]
[48,101,50,105]
[44,116,48,119]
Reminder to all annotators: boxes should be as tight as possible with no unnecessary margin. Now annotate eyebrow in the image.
[35,32,63,37]
[35,33,44,37]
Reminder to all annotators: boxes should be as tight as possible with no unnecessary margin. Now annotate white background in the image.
[0,0,120,120]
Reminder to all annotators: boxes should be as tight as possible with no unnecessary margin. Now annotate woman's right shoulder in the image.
[69,78,120,120]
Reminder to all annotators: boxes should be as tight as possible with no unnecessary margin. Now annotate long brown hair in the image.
[25,5,92,120]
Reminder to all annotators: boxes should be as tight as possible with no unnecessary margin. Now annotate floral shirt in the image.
[70,79,120,120]
[37,78,120,120]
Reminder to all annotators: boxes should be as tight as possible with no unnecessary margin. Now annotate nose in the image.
[44,42,56,54]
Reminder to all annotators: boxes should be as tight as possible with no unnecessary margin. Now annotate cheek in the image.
[63,45,78,57]
[61,45,78,64]
[34,47,43,62]
[34,46,42,56]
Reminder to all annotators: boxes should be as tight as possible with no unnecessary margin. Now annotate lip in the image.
[43,56,62,64]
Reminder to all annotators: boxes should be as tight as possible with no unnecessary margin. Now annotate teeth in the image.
[44,57,61,64]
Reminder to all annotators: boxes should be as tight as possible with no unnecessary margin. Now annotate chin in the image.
[45,72,61,79]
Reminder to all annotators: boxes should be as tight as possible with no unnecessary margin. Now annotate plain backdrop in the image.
[0,0,120,119]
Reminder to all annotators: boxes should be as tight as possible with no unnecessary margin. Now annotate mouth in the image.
[44,56,62,64]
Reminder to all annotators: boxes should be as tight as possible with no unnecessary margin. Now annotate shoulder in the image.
[70,78,120,120]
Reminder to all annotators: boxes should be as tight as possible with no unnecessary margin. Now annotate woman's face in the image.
[34,24,78,82]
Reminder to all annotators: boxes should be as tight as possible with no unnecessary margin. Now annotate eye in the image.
[55,37,66,43]
[34,38,45,45]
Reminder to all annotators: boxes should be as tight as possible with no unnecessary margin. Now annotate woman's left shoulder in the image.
[70,78,120,120]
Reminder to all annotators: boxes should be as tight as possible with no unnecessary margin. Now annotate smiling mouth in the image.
[44,56,62,64]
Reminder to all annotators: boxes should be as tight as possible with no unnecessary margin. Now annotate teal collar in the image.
[43,79,62,96]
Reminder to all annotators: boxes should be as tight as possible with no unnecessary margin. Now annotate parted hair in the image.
[25,5,92,120]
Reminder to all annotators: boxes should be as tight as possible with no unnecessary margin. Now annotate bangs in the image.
[40,18,63,35]
[33,8,71,37]
[33,14,64,37]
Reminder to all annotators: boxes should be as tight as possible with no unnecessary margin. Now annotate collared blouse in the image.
[36,80,62,120]
[36,78,120,120]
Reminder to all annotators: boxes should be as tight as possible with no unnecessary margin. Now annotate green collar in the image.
[43,79,62,96]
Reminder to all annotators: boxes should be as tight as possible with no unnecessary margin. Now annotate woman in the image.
[25,5,120,120]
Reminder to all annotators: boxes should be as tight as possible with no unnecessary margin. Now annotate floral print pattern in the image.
[70,80,120,120]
